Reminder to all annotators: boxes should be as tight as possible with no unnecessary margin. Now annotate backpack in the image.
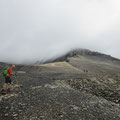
[2,67,9,76]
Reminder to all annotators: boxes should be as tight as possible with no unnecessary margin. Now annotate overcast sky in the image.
[0,0,120,64]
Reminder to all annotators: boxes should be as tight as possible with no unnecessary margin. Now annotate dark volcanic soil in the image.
[0,56,120,120]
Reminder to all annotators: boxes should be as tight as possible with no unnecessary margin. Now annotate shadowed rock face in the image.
[0,50,120,120]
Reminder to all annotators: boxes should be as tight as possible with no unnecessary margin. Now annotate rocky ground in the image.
[0,55,120,120]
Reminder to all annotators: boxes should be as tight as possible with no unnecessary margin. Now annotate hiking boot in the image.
[1,90,7,94]
[8,88,12,93]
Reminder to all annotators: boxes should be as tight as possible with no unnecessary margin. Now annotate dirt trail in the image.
[35,61,83,72]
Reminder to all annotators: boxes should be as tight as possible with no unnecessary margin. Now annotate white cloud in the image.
[0,0,120,64]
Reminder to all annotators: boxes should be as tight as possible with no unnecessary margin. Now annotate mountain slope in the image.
[43,49,120,64]
[0,50,120,120]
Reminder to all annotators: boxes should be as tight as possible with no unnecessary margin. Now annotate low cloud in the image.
[0,0,120,64]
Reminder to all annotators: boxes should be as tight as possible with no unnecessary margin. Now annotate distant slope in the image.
[42,49,120,64]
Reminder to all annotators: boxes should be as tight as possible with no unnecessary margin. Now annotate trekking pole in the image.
[15,76,19,85]
[13,72,19,86]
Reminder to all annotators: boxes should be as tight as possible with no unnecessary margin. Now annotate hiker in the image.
[83,69,88,73]
[1,65,16,94]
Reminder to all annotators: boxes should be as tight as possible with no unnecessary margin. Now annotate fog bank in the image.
[0,0,120,64]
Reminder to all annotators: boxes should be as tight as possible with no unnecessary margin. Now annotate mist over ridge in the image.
[0,0,120,64]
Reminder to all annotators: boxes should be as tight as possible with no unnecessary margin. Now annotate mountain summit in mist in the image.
[1,0,120,119]
[38,49,120,64]
[0,48,120,120]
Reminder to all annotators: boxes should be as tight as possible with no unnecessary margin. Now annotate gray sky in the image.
[0,0,120,64]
